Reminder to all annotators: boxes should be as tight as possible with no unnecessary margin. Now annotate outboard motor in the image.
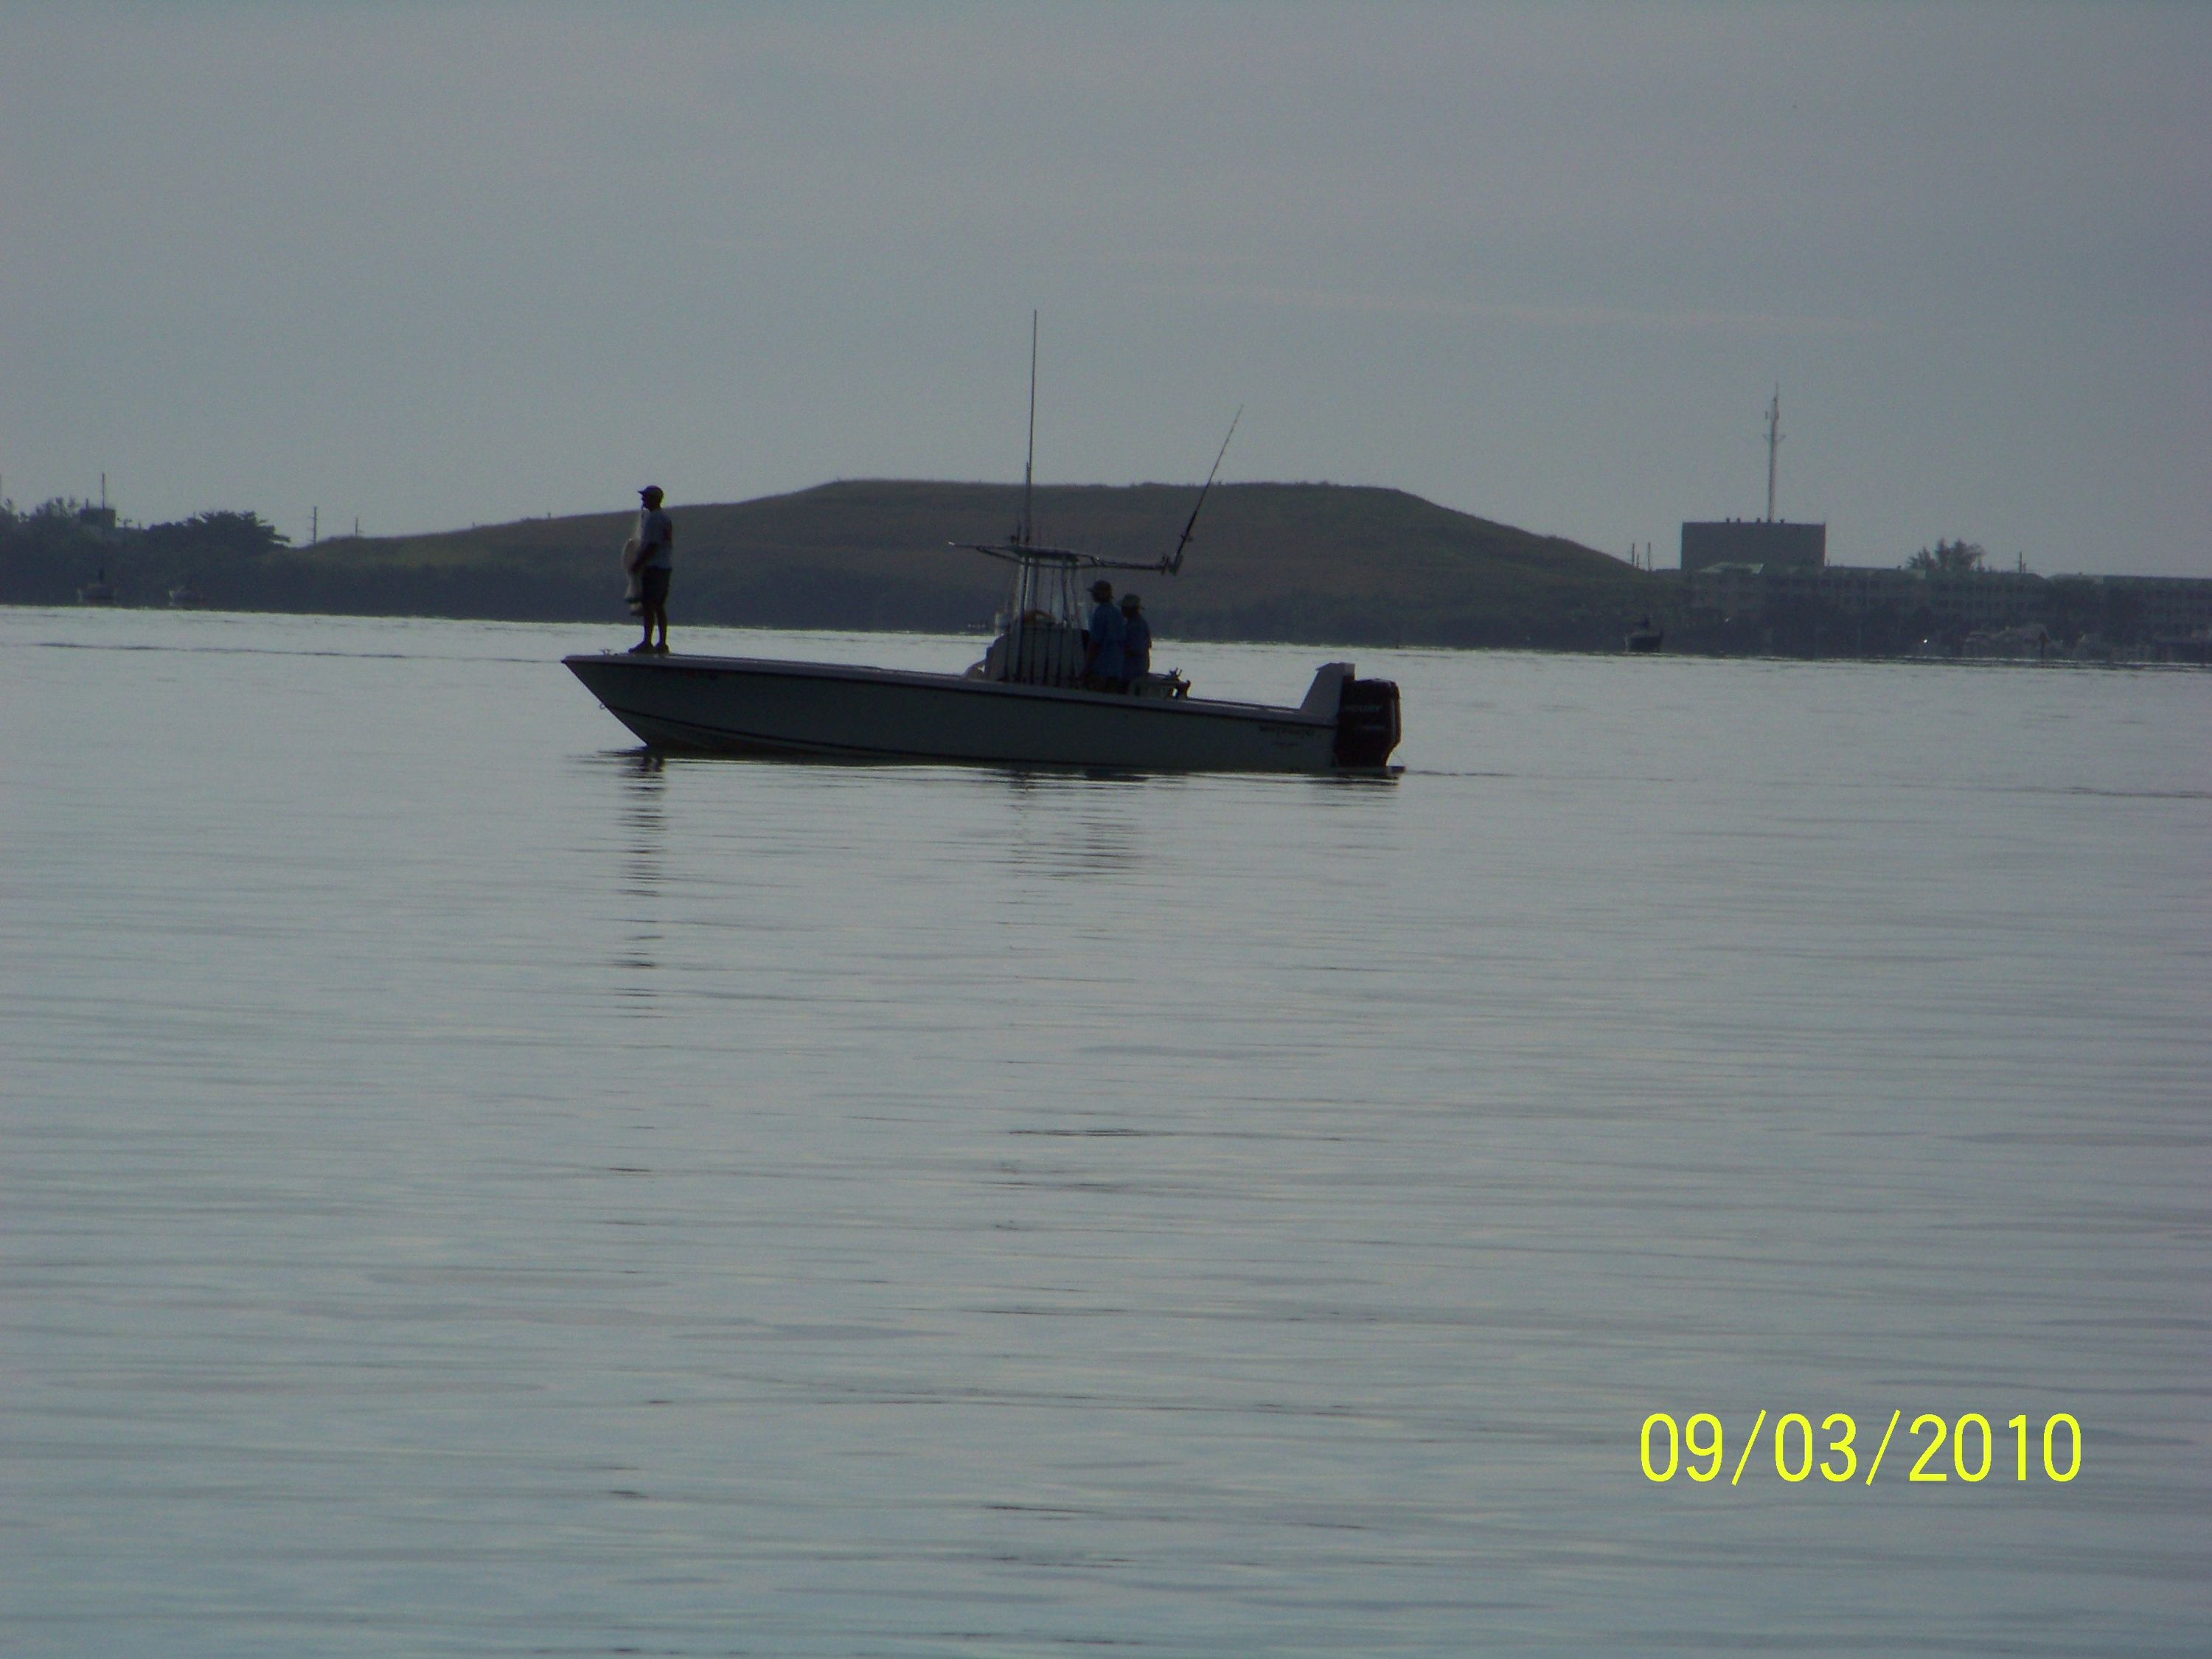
[1332,677,1401,768]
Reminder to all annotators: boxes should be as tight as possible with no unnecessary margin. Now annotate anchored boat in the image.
[566,645,1397,773]
[566,330,1400,773]
[564,517,1399,772]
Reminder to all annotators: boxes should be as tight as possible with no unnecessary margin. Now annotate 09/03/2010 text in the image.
[1640,1411,2081,1488]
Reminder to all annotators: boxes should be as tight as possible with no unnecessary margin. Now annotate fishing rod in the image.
[1167,406,1240,575]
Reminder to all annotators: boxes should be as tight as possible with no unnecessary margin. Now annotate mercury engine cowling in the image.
[1332,676,1401,768]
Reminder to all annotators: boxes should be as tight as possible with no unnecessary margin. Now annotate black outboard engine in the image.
[1332,678,1401,768]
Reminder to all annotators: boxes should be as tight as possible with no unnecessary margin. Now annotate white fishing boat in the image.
[566,327,1401,773]
[566,496,1399,772]
[565,645,1397,773]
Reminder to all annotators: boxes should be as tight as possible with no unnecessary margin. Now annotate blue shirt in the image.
[1122,613,1152,673]
[1086,601,1126,678]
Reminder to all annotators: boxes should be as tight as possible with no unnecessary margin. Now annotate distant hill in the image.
[4,480,1671,649]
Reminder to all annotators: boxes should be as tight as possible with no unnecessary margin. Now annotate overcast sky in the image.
[4,1,2206,574]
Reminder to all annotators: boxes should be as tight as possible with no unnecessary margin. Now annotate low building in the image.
[1688,563,2051,627]
[1684,562,1771,616]
[1916,570,2048,630]
[2099,576,2212,639]
[1686,562,2212,646]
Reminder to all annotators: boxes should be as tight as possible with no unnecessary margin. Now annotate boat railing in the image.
[956,535,1183,690]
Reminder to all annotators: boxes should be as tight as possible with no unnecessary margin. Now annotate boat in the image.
[567,344,1400,773]
[77,569,118,605]
[1624,616,1663,653]
[566,502,1400,772]
[566,646,1398,773]
[167,585,206,608]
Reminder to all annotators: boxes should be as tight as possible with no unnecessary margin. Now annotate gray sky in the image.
[4,1,2207,574]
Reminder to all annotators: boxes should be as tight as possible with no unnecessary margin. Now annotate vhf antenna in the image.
[1019,310,1039,549]
[1168,406,1241,574]
[1764,385,1783,524]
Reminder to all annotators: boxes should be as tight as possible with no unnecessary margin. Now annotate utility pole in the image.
[1764,387,1783,523]
[310,507,318,546]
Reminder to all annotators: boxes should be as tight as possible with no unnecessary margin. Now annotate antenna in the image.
[1020,310,1038,549]
[1167,407,1241,574]
[1764,386,1783,523]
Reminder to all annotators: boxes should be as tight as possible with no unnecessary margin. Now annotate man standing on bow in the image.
[631,484,674,655]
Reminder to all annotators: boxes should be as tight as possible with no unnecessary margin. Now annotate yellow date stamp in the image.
[1640,1411,2082,1486]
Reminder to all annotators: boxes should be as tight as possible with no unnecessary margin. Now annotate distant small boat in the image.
[167,585,206,608]
[77,569,118,605]
[1624,616,1663,653]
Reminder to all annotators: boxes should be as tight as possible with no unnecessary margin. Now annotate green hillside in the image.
[5,481,1669,649]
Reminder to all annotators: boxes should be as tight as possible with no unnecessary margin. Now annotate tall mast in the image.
[1764,386,1783,523]
[1020,310,1038,549]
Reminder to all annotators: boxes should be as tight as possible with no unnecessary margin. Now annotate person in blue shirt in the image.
[1084,579,1127,690]
[1119,592,1152,686]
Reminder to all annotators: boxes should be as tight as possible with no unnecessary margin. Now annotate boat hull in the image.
[564,652,1364,773]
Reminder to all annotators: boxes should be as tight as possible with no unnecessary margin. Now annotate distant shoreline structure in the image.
[6,479,2208,661]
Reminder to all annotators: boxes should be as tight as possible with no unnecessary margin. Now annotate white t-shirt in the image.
[637,507,674,570]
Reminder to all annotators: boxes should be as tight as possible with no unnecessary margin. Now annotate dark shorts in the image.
[640,566,671,608]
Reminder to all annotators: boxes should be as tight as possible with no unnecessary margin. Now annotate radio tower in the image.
[1764,386,1783,523]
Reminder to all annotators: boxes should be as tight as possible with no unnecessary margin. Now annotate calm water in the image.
[3,608,2206,1656]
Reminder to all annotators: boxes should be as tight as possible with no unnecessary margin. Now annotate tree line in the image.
[0,498,292,606]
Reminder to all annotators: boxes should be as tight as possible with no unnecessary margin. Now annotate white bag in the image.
[620,536,644,613]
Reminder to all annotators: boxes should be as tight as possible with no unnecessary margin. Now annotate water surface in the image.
[3,609,2206,1655]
